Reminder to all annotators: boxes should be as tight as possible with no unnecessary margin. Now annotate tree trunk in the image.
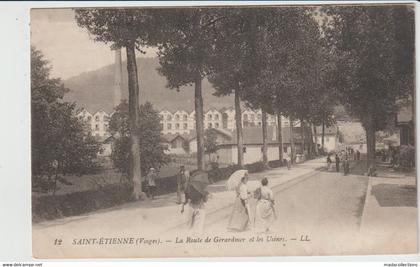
[321,116,325,152]
[261,109,268,168]
[313,123,319,156]
[277,111,283,163]
[234,86,244,167]
[126,42,142,199]
[194,72,205,171]
[366,123,376,170]
[289,116,295,164]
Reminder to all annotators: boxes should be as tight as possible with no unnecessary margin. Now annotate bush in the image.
[32,183,133,222]
[398,145,415,169]
[208,165,241,183]
[245,161,266,173]
[268,160,283,168]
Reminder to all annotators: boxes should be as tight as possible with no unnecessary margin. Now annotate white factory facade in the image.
[159,107,294,135]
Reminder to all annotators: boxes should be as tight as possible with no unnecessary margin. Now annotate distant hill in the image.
[64,57,234,114]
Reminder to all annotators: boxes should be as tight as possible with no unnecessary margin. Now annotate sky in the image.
[31,9,157,80]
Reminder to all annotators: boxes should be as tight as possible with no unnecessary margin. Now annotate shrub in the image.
[208,165,241,183]
[268,160,283,168]
[245,161,265,173]
[398,145,415,169]
[32,183,133,222]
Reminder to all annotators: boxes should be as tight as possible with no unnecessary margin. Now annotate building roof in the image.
[161,133,186,143]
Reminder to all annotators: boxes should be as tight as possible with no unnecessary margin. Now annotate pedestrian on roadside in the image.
[181,172,209,236]
[356,150,360,161]
[254,178,276,233]
[327,154,332,171]
[146,167,157,200]
[177,166,188,204]
[227,172,252,232]
[283,152,291,170]
[343,153,350,175]
[335,153,340,172]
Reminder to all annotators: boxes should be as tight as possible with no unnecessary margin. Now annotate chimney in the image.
[113,48,123,107]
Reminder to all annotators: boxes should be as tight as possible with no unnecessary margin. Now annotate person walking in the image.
[181,171,209,236]
[227,172,252,232]
[343,153,350,175]
[283,152,291,170]
[335,153,340,172]
[177,166,188,204]
[146,167,157,200]
[254,178,276,233]
[327,154,332,171]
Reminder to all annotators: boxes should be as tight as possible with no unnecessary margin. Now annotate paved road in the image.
[33,163,376,258]
[201,170,370,255]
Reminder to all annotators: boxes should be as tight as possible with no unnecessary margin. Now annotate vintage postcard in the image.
[31,4,417,258]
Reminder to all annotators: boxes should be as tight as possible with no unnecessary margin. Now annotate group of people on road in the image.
[145,165,277,235]
[326,147,361,176]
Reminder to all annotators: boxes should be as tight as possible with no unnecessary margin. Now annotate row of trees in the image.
[75,6,414,197]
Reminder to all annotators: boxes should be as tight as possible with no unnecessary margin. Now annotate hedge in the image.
[32,183,133,223]
[33,159,285,222]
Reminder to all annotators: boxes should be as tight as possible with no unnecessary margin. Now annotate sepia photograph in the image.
[30,4,416,258]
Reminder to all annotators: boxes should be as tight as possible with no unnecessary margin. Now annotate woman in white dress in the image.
[254,178,276,233]
[227,173,251,231]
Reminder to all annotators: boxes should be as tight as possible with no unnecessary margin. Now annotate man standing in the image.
[343,153,350,175]
[146,168,157,200]
[283,152,291,170]
[177,166,188,204]
[335,153,340,172]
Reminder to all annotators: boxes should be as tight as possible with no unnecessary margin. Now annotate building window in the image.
[95,124,99,131]
[167,123,172,130]
[183,115,188,121]
[208,114,212,120]
[258,122,262,126]
[243,114,248,121]
[183,123,188,130]
[243,147,247,153]
[175,115,180,120]
[159,114,163,120]
[215,123,219,128]
[251,114,255,121]
[95,116,100,122]
[257,114,262,119]
[215,114,219,120]
[175,123,180,129]
[167,115,172,120]
[283,147,288,153]
[171,141,177,149]
[208,123,213,128]
[87,116,91,121]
